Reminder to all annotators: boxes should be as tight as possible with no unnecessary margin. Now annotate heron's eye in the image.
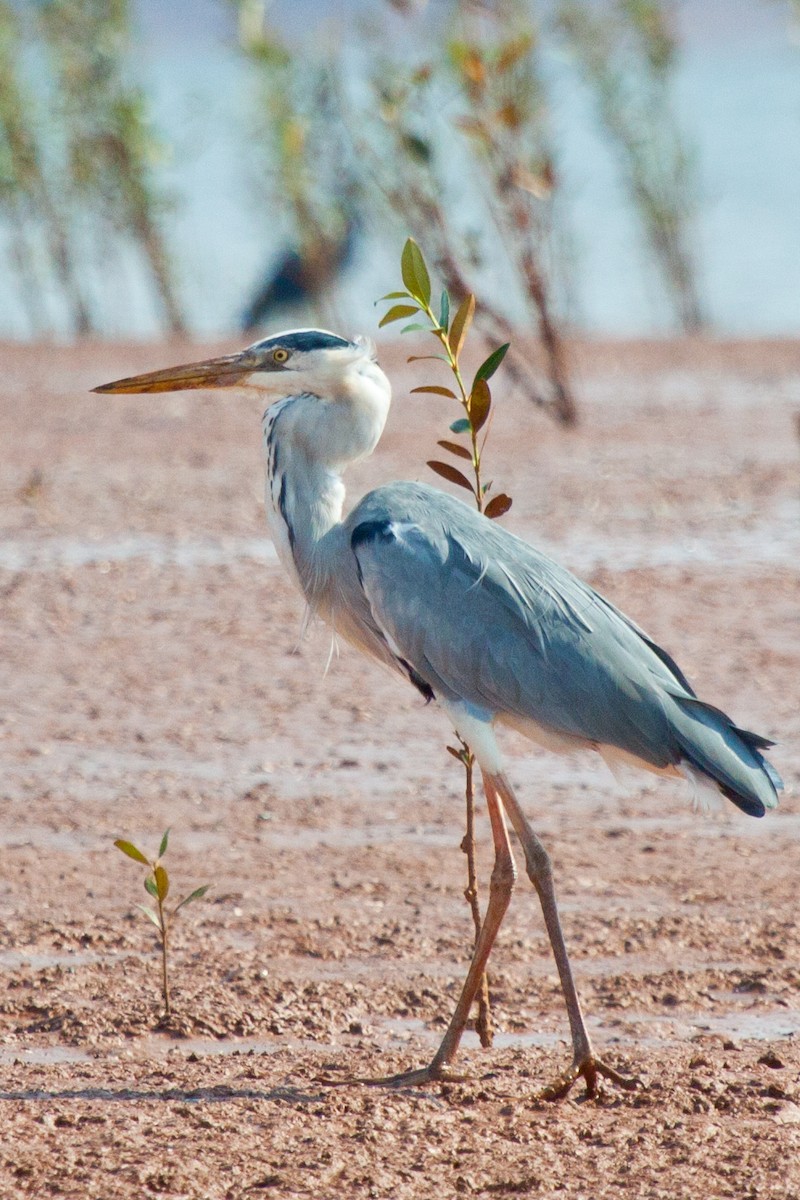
[272,347,290,364]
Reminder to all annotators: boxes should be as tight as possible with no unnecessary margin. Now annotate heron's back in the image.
[345,482,781,818]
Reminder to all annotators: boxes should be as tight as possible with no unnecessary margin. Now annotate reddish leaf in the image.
[448,294,475,360]
[469,378,491,431]
[410,385,457,399]
[484,493,512,519]
[437,439,473,461]
[455,116,487,138]
[114,839,149,866]
[154,864,170,902]
[427,460,475,494]
[496,33,534,72]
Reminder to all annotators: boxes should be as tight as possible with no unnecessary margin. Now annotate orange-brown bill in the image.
[92,354,252,395]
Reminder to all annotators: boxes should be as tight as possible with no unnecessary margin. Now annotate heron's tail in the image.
[669,695,782,817]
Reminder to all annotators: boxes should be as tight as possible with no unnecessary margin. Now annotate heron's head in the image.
[93,329,385,403]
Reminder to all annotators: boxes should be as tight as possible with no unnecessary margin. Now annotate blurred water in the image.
[2,0,798,338]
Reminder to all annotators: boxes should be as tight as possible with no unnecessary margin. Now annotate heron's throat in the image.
[262,408,351,602]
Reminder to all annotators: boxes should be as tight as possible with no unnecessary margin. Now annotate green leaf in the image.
[379,304,419,328]
[473,342,510,386]
[158,828,170,859]
[427,460,475,494]
[469,378,491,432]
[174,884,211,914]
[114,839,150,866]
[439,290,450,332]
[407,354,449,364]
[154,864,170,902]
[447,744,467,763]
[401,322,429,333]
[136,903,163,930]
[450,417,471,434]
[400,238,431,305]
[484,493,513,520]
[378,291,411,301]
[410,385,457,399]
[448,294,475,361]
[437,439,473,461]
[144,875,158,898]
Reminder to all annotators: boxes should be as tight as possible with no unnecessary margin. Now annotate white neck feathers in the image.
[260,357,391,602]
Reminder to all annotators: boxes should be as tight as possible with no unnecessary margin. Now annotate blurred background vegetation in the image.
[0,0,797,374]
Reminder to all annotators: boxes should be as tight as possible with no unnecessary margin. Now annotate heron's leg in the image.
[490,771,640,1101]
[370,773,517,1087]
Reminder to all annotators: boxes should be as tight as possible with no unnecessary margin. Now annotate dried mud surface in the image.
[1,336,799,1198]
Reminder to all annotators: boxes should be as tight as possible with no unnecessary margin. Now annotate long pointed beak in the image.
[92,352,253,395]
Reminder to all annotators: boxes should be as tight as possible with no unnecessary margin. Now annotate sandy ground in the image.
[1,336,799,1198]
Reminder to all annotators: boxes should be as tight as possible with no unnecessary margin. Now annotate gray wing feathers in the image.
[349,482,781,818]
[664,696,780,816]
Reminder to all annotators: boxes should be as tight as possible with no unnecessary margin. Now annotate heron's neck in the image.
[262,374,389,602]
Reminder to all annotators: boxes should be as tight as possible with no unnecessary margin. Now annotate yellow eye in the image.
[272,347,290,364]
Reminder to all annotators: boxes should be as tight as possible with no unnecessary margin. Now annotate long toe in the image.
[369,1063,472,1088]
[539,1055,641,1102]
[317,1061,471,1089]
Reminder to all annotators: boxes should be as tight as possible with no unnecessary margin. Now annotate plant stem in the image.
[425,305,484,507]
[157,898,170,1016]
[421,296,493,1046]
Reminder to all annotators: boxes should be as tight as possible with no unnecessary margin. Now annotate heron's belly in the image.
[500,712,682,780]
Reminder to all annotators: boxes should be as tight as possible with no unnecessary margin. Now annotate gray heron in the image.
[94,328,782,1099]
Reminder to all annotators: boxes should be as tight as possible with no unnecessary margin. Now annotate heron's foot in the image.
[318,1060,469,1089]
[367,1062,471,1088]
[539,1055,641,1102]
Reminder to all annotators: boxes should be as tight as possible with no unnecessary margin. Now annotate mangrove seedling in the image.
[114,828,209,1017]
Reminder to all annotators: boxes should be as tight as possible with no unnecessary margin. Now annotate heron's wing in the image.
[348,483,690,768]
[346,483,781,822]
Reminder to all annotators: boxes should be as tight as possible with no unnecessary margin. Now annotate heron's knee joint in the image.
[525,841,552,885]
[491,855,517,894]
